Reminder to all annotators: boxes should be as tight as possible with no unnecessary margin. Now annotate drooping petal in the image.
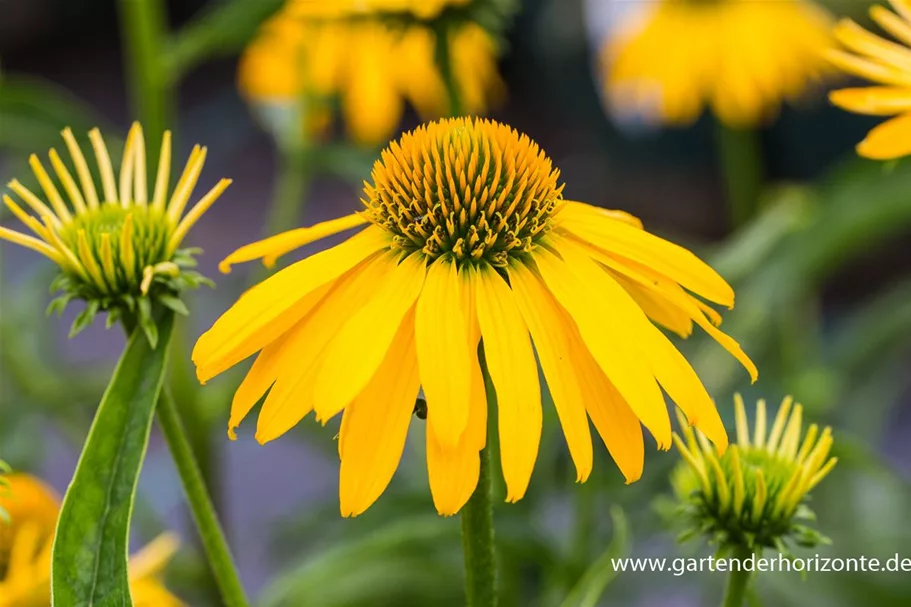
[577,237,757,382]
[193,226,387,382]
[556,236,728,451]
[533,245,672,449]
[218,213,369,272]
[338,309,420,517]
[506,259,593,482]
[313,252,426,419]
[556,206,735,306]
[415,256,473,448]
[613,272,694,337]
[473,263,541,502]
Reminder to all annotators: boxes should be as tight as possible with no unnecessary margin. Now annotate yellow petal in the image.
[614,272,694,337]
[568,328,645,483]
[506,259,593,482]
[560,200,644,229]
[473,263,541,502]
[218,213,370,273]
[829,86,911,115]
[415,257,473,448]
[580,240,758,382]
[825,48,911,87]
[339,309,420,516]
[193,226,386,382]
[556,236,728,451]
[425,357,486,516]
[558,212,735,307]
[857,111,911,159]
[532,246,672,449]
[871,5,911,47]
[834,18,911,72]
[128,533,180,581]
[314,252,426,419]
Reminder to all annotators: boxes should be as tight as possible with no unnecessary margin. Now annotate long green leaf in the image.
[51,311,175,607]
[560,506,631,607]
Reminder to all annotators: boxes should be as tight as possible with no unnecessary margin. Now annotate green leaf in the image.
[51,310,175,607]
[560,506,631,607]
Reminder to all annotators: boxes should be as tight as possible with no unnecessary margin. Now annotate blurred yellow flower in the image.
[238,2,504,145]
[828,0,911,159]
[0,123,229,340]
[604,0,833,127]
[287,0,470,19]
[0,474,182,607]
[194,118,757,517]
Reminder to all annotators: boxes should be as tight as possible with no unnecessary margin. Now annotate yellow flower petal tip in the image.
[196,117,751,516]
[829,2,911,159]
[604,0,834,127]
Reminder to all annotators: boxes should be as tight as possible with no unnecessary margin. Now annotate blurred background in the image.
[1,0,910,605]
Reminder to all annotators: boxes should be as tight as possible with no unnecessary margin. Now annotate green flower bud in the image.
[671,395,837,554]
[1,123,231,345]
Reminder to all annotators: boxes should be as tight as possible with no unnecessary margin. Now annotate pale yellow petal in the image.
[473,263,541,502]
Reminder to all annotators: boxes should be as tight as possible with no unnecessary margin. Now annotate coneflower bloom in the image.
[603,0,833,126]
[827,1,911,159]
[0,474,183,607]
[0,123,230,342]
[671,395,837,552]
[238,1,503,145]
[194,118,757,517]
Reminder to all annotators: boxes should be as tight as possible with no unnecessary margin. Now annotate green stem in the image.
[721,545,754,607]
[461,351,498,607]
[265,148,312,239]
[434,21,464,117]
[461,446,497,607]
[118,0,172,155]
[158,389,251,607]
[715,120,763,229]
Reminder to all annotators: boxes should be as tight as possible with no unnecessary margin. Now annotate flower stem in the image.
[157,389,251,607]
[265,148,311,240]
[434,20,464,117]
[118,0,172,155]
[721,545,754,607]
[461,351,498,607]
[715,120,763,229]
[461,446,497,607]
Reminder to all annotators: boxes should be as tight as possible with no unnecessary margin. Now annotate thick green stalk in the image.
[716,121,763,229]
[158,389,251,607]
[434,20,464,117]
[118,0,172,155]
[461,446,497,607]
[461,351,498,607]
[721,545,754,607]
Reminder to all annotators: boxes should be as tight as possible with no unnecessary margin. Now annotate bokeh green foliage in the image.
[1,0,911,606]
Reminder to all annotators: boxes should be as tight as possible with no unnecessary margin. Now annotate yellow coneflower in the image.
[194,118,757,517]
[671,395,837,552]
[0,123,230,343]
[604,0,834,127]
[238,2,503,145]
[827,1,911,159]
[0,474,183,607]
